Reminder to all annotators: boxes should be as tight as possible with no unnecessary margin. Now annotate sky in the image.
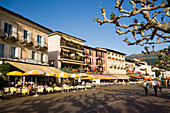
[0,0,169,56]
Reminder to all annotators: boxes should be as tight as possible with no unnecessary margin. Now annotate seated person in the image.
[63,83,67,87]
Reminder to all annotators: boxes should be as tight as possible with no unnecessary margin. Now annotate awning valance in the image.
[76,52,84,57]
[62,36,71,41]
[5,61,63,73]
[112,74,130,79]
[62,48,70,52]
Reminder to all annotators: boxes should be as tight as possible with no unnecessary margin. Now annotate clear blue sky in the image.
[0,0,169,56]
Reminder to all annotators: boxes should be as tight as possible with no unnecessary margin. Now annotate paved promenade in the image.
[0,85,170,113]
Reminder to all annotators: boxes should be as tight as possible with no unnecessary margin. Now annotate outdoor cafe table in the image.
[53,86,62,92]
[63,86,71,92]
[46,87,53,93]
[16,88,30,95]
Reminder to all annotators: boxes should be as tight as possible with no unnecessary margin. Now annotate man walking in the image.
[152,79,158,96]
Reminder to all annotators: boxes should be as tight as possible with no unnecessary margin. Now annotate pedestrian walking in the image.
[158,80,162,92]
[114,80,117,86]
[152,79,158,96]
[143,80,149,95]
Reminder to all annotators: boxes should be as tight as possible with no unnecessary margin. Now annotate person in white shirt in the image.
[152,79,158,96]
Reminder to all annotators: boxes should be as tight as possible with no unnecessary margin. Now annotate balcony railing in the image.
[20,36,34,45]
[0,29,19,41]
[34,41,48,50]
[61,67,85,73]
[61,54,84,61]
[96,62,103,66]
[61,40,84,50]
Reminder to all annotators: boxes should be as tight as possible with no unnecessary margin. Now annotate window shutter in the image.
[21,28,24,42]
[4,44,9,58]
[1,20,4,36]
[18,47,21,59]
[29,32,32,43]
[15,47,18,58]
[27,31,31,43]
[42,36,45,47]
[1,20,4,29]
[35,52,38,60]
[12,25,17,37]
[35,34,38,46]
[30,50,32,59]
[45,54,48,63]
[38,52,41,62]
[43,54,45,62]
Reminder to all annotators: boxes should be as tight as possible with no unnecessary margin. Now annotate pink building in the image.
[84,46,107,74]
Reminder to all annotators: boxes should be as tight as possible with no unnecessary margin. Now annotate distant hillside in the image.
[126,52,158,65]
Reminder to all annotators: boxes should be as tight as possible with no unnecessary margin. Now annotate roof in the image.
[49,31,86,42]
[84,45,107,52]
[0,6,53,32]
[103,48,126,55]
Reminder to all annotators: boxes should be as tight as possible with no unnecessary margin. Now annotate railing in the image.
[96,62,103,66]
[61,54,84,61]
[20,36,34,45]
[34,41,48,49]
[61,68,85,73]
[0,29,19,40]
[61,41,84,50]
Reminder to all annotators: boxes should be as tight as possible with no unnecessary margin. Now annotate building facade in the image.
[106,49,126,75]
[132,58,152,76]
[0,6,52,65]
[125,59,135,75]
[84,46,107,74]
[48,31,86,73]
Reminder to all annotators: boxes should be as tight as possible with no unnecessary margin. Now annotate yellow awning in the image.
[69,73,79,78]
[7,71,23,76]
[61,60,84,65]
[5,61,63,73]
[62,36,71,41]
[76,52,84,57]
[56,72,69,78]
[62,48,70,52]
[24,70,44,76]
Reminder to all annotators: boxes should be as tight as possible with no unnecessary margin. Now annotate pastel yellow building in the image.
[0,6,52,65]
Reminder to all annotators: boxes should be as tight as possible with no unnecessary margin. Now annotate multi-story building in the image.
[48,31,86,73]
[133,58,152,76]
[0,6,52,65]
[125,59,135,75]
[105,48,126,75]
[84,46,107,74]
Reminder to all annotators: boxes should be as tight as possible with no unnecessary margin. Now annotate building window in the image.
[24,30,28,41]
[11,46,16,59]
[90,50,92,56]
[4,22,12,37]
[37,35,42,46]
[0,43,4,57]
[91,58,93,65]
[32,51,35,60]
[41,53,44,63]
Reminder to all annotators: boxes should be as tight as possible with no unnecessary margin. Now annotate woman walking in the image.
[143,80,149,95]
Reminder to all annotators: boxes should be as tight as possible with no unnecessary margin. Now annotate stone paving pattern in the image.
[0,85,170,113]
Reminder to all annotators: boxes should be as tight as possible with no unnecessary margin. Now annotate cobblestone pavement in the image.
[0,85,170,113]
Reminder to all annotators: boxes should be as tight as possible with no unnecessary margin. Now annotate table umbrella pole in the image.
[23,76,25,83]
[35,76,37,84]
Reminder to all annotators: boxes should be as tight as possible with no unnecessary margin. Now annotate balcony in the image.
[96,62,103,66]
[20,36,34,46]
[0,29,19,42]
[61,40,84,51]
[34,41,48,50]
[61,67,85,73]
[60,53,84,62]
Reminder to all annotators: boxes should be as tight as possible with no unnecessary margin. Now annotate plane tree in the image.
[96,0,170,54]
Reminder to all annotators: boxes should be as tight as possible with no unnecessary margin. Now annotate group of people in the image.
[15,82,57,95]
[143,79,169,96]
